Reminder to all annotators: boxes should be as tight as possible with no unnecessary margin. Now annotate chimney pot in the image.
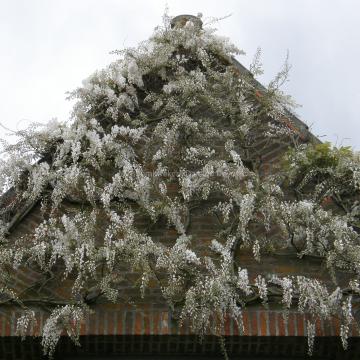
[171,14,203,29]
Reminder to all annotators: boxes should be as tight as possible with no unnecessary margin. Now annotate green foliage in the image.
[282,141,360,242]
[283,142,359,203]
[284,142,352,171]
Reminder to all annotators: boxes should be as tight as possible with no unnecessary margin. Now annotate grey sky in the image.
[1,0,359,149]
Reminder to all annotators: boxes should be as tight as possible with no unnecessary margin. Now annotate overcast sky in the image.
[1,0,359,149]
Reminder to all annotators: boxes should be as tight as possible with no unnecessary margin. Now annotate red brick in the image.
[269,312,276,336]
[152,312,160,335]
[125,311,134,334]
[117,311,124,335]
[278,313,285,336]
[242,311,249,335]
[4,316,11,336]
[134,312,143,335]
[332,317,340,336]
[143,311,151,335]
[296,313,304,336]
[79,317,86,336]
[251,312,258,336]
[98,311,104,335]
[0,314,5,336]
[322,318,333,336]
[161,311,169,335]
[89,313,96,335]
[288,313,295,336]
[315,318,322,336]
[259,311,267,336]
[33,312,41,337]
[106,311,114,335]
[232,316,240,336]
[224,314,231,336]
[351,321,359,337]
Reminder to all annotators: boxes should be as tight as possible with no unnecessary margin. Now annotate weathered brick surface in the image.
[0,306,356,339]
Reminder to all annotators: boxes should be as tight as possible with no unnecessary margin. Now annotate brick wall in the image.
[3,136,358,359]
[1,306,360,359]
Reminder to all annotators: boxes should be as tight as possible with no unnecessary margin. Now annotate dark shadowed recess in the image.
[1,335,360,360]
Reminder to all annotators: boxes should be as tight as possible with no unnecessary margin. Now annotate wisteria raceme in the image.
[41,305,87,358]
[0,12,360,358]
[16,310,37,340]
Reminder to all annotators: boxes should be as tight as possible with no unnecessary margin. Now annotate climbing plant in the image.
[0,12,359,357]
